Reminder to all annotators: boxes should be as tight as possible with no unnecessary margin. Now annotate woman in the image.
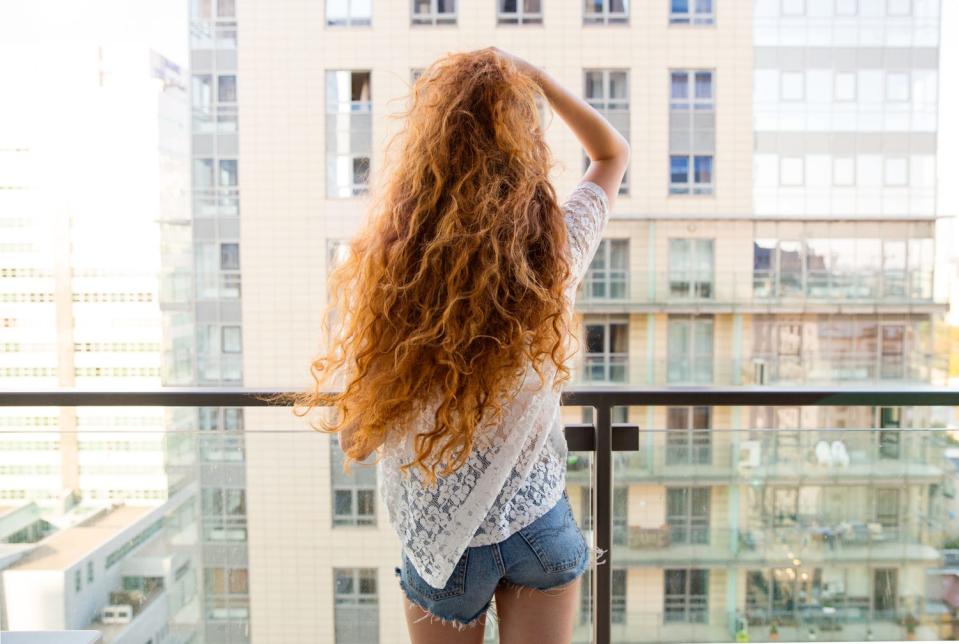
[279,47,628,643]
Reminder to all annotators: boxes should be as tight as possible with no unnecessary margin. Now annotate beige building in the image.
[223,0,947,642]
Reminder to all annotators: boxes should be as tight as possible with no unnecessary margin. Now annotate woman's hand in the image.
[487,47,543,83]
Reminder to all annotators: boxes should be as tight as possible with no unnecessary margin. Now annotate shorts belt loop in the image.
[492,542,506,576]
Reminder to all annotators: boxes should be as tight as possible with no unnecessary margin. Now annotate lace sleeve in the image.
[562,180,610,286]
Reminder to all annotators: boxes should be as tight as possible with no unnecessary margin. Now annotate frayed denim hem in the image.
[394,566,495,631]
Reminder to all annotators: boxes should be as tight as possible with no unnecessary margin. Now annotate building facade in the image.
[231,0,948,643]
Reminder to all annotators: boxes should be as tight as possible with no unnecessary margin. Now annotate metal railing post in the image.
[593,402,612,644]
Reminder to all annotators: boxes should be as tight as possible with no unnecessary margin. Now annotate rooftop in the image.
[8,505,152,572]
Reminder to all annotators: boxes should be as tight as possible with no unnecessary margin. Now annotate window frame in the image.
[582,238,630,301]
[496,0,543,24]
[582,316,629,383]
[326,0,373,27]
[667,315,714,384]
[325,70,373,198]
[669,0,715,25]
[583,0,629,25]
[664,568,709,623]
[411,0,457,25]
[584,68,630,195]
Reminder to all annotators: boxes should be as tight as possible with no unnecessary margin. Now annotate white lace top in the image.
[377,180,610,589]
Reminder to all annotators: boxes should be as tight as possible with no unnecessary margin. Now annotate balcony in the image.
[576,269,941,313]
[0,387,957,644]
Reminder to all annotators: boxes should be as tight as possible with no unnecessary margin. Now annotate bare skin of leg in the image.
[402,598,488,644]
[494,575,582,644]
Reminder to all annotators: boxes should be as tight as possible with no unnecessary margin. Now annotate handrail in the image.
[1,386,957,644]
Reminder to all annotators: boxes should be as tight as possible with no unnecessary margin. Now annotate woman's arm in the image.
[490,47,630,209]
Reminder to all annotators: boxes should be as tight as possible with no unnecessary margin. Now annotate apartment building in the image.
[229,0,947,642]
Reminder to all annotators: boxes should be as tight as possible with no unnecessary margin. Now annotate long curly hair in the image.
[264,48,577,486]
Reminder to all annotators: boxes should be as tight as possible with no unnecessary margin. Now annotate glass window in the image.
[218,159,238,187]
[780,71,805,101]
[582,239,629,300]
[834,71,856,101]
[832,157,856,186]
[412,0,456,24]
[884,157,909,186]
[330,440,377,526]
[669,238,714,299]
[885,72,910,102]
[584,0,629,24]
[327,0,372,26]
[670,0,713,24]
[217,75,237,103]
[498,0,543,24]
[664,569,708,623]
[220,243,239,270]
[585,70,630,194]
[779,157,804,186]
[326,71,372,197]
[667,406,712,465]
[670,155,714,195]
[667,315,713,383]
[583,317,628,383]
[667,487,711,544]
[334,568,379,643]
[221,326,241,353]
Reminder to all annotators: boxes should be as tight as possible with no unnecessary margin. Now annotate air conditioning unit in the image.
[101,604,133,624]
[739,440,761,468]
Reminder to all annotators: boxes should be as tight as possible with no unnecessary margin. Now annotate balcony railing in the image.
[577,269,939,309]
[1,386,959,644]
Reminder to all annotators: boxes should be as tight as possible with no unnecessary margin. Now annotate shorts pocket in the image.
[518,498,587,574]
[403,550,469,601]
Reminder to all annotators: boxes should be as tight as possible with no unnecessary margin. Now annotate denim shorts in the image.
[393,490,591,629]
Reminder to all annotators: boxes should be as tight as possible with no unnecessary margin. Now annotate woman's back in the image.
[378,180,610,589]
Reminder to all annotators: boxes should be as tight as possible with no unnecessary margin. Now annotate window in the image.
[780,71,804,101]
[878,406,902,460]
[667,315,713,383]
[612,485,628,546]
[584,0,628,25]
[334,568,379,643]
[883,157,909,186]
[221,326,241,353]
[670,0,713,24]
[832,157,856,186]
[87,560,94,583]
[583,317,628,383]
[666,406,711,465]
[327,0,372,26]
[75,568,82,593]
[612,568,627,623]
[885,72,910,102]
[204,566,250,620]
[585,70,629,194]
[498,0,542,24]
[199,408,245,462]
[664,569,708,623]
[834,71,856,101]
[331,439,377,527]
[779,157,804,186]
[668,238,714,299]
[886,0,910,15]
[670,70,714,196]
[217,75,237,103]
[412,0,456,24]
[667,487,710,544]
[326,71,372,197]
[220,243,239,270]
[873,569,898,618]
[582,239,628,300]
[835,0,857,14]
[781,0,804,15]
[875,488,900,528]
[669,155,713,194]
[201,488,247,541]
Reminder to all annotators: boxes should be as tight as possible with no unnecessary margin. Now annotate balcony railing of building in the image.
[2,387,959,644]
[576,269,939,310]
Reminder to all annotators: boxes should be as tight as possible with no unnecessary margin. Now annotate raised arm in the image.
[490,47,630,210]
